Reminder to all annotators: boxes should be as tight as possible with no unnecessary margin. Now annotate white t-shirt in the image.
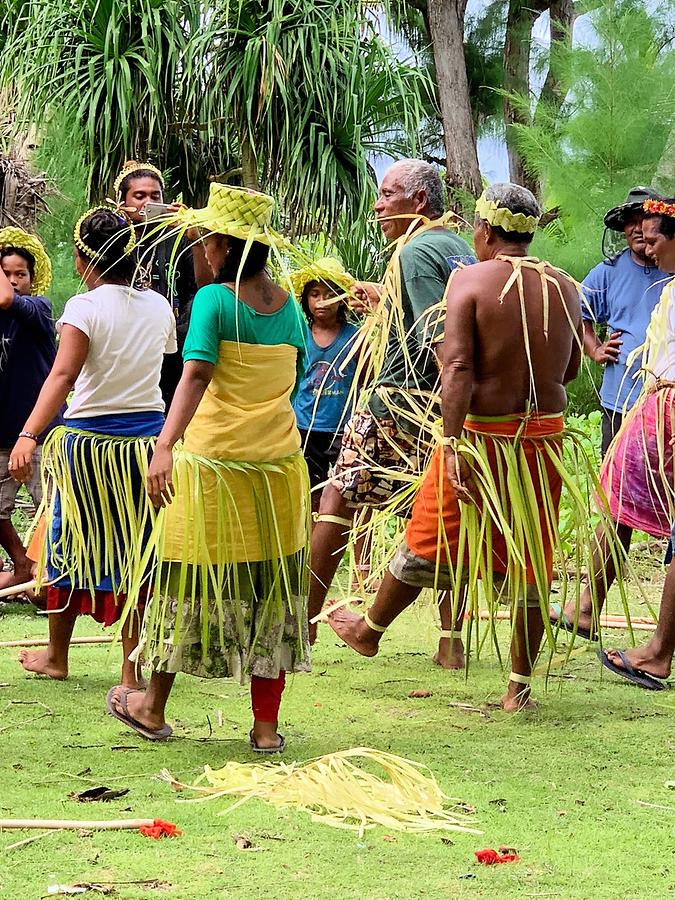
[58,284,177,419]
[644,280,675,384]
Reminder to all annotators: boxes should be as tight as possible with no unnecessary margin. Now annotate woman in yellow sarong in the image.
[107,185,311,749]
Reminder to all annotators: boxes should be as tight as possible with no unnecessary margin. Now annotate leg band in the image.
[363,610,387,633]
[439,629,463,639]
[316,514,352,527]
[509,671,531,686]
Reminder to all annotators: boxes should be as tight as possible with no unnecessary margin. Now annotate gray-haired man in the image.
[308,159,475,665]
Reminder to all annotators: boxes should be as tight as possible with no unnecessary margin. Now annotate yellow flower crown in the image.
[475,192,540,234]
[113,161,165,198]
[73,207,136,262]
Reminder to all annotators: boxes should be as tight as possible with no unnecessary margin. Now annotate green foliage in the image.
[566,360,603,416]
[2,0,431,236]
[1,0,204,198]
[31,117,88,316]
[185,0,432,237]
[516,0,675,281]
[559,409,602,553]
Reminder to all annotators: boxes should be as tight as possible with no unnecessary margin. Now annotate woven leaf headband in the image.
[475,192,540,234]
[177,183,287,248]
[289,257,356,299]
[73,207,136,262]
[644,199,675,218]
[0,226,52,295]
[113,161,165,198]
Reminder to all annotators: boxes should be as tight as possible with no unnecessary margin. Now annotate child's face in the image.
[1,254,33,295]
[307,282,340,323]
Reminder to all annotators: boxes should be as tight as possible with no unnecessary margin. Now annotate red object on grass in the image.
[475,847,520,865]
[139,818,182,839]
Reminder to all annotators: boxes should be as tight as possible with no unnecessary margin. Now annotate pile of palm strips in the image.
[161,748,481,837]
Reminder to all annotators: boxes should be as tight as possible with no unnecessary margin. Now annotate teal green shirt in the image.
[183,282,307,397]
[368,228,475,431]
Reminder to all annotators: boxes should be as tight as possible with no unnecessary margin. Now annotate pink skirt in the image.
[600,387,675,537]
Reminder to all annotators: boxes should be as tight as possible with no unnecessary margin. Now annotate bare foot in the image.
[109,686,166,732]
[433,636,465,670]
[605,646,671,680]
[553,601,594,635]
[328,607,380,657]
[501,680,537,712]
[19,648,67,680]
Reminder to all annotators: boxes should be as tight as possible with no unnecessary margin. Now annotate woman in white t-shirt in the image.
[9,208,176,688]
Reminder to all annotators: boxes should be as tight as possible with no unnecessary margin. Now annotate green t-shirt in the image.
[183,282,307,397]
[368,228,475,431]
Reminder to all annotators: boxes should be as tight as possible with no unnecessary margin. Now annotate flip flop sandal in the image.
[106,686,173,740]
[249,730,286,754]
[598,649,668,691]
[550,601,599,642]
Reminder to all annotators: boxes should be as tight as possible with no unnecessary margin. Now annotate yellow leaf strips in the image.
[161,748,482,838]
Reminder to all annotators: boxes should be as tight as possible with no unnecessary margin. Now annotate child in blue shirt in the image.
[293,259,360,513]
[0,228,59,594]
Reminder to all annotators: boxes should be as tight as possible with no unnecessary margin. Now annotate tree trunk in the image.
[240,135,260,191]
[654,121,675,193]
[427,0,482,201]
[503,0,547,194]
[536,0,575,118]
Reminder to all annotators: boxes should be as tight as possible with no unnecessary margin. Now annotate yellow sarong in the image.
[162,340,309,564]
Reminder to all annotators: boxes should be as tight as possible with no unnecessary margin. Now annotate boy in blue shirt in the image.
[0,229,59,594]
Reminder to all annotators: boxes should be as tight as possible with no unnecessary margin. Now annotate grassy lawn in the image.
[0,557,673,900]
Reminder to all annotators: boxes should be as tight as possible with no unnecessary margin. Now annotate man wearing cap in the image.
[582,187,665,453]
[550,188,667,641]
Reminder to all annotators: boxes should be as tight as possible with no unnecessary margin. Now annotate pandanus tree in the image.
[1,0,431,239]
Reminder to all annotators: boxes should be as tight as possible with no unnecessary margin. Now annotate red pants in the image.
[250,672,286,722]
[46,586,142,628]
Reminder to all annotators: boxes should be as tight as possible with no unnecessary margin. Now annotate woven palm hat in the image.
[178,183,286,247]
[0,227,52,294]
[604,187,664,232]
[288,257,356,299]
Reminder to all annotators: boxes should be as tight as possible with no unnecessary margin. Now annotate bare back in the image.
[445,257,582,416]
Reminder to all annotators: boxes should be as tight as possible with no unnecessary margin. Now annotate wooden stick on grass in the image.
[0,636,113,649]
[0,580,38,600]
[0,818,154,830]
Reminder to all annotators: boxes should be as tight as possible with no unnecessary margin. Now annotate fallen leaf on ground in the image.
[69,786,129,803]
[383,835,397,843]
[440,837,455,846]
[408,689,433,699]
[488,798,507,811]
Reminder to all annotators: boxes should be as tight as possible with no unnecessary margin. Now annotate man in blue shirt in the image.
[583,187,666,453]
[552,187,668,641]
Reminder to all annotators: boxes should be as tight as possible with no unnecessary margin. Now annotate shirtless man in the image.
[329,183,583,711]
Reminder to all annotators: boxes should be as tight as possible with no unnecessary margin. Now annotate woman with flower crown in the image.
[106,184,311,748]
[9,208,176,688]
